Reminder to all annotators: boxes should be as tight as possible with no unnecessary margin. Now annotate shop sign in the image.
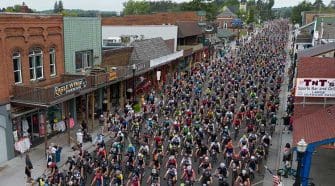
[109,71,117,81]
[295,78,335,97]
[54,79,87,97]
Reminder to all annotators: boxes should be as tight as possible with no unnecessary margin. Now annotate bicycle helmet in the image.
[220,163,226,168]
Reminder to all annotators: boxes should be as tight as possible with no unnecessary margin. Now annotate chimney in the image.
[20,2,30,13]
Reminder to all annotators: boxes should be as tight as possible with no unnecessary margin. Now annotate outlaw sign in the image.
[295,78,335,97]
[54,79,87,97]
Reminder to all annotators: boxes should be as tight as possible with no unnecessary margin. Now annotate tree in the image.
[58,0,64,12]
[53,1,59,13]
[180,0,219,21]
[313,0,325,9]
[54,1,64,13]
[290,0,313,25]
[123,0,150,15]
[246,8,256,24]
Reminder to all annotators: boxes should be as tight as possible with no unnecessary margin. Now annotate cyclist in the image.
[216,162,229,179]
[181,165,196,185]
[235,169,251,186]
[146,168,160,186]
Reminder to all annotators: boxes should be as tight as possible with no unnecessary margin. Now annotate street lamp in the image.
[132,64,136,104]
[294,138,308,186]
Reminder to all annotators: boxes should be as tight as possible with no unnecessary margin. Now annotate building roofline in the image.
[0,12,61,17]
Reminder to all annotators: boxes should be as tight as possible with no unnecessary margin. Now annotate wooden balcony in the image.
[177,43,203,52]
[12,75,92,106]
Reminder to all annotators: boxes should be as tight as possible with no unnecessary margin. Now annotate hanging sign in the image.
[156,71,161,81]
[109,71,117,81]
[295,78,335,97]
[54,79,87,97]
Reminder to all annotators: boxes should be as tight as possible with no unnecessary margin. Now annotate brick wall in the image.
[0,14,64,103]
[102,11,200,26]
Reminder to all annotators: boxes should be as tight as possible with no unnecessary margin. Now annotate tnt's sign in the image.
[295,78,335,97]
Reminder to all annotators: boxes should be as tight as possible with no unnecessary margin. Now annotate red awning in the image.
[293,104,335,145]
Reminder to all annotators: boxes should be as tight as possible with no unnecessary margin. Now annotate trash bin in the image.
[76,131,83,144]
[55,147,62,163]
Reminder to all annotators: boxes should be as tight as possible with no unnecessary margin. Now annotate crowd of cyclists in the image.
[36,19,290,186]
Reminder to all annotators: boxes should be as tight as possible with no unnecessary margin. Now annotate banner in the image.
[295,78,335,97]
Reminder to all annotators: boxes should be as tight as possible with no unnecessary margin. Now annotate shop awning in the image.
[293,104,335,146]
[149,50,184,68]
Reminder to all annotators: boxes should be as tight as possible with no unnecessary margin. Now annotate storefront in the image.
[10,76,92,155]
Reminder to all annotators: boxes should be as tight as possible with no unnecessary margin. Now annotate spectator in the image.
[25,154,33,183]
[282,112,290,133]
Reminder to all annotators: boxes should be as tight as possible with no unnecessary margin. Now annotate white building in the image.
[102,25,178,51]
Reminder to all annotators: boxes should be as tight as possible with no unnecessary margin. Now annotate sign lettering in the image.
[54,79,87,97]
[295,78,335,97]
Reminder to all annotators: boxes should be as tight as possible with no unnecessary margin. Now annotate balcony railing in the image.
[88,73,110,87]
[12,75,92,105]
[177,43,203,52]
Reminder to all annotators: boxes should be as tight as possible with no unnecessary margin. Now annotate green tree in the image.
[246,8,256,24]
[313,0,325,8]
[61,10,78,17]
[290,0,313,25]
[58,0,64,12]
[53,1,59,13]
[180,0,219,20]
[123,0,150,15]
[4,4,24,12]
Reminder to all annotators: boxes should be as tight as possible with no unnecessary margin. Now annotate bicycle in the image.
[277,167,296,177]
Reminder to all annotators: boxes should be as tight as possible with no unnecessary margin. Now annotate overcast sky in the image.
[0,0,332,12]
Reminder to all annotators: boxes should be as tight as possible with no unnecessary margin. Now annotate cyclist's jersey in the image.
[256,148,264,156]
[217,167,228,177]
[263,136,271,145]
[226,146,234,154]
[114,174,123,184]
[202,171,211,183]
[151,173,159,183]
[184,169,194,179]
[201,162,210,169]
[131,175,139,186]
[185,144,192,154]
[138,158,144,166]
[249,161,257,170]
[199,146,208,156]
[168,159,177,167]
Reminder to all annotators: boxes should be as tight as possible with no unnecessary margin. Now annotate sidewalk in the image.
[0,119,105,186]
[262,27,296,186]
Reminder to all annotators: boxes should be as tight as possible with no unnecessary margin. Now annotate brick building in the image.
[0,13,64,163]
[102,11,201,26]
